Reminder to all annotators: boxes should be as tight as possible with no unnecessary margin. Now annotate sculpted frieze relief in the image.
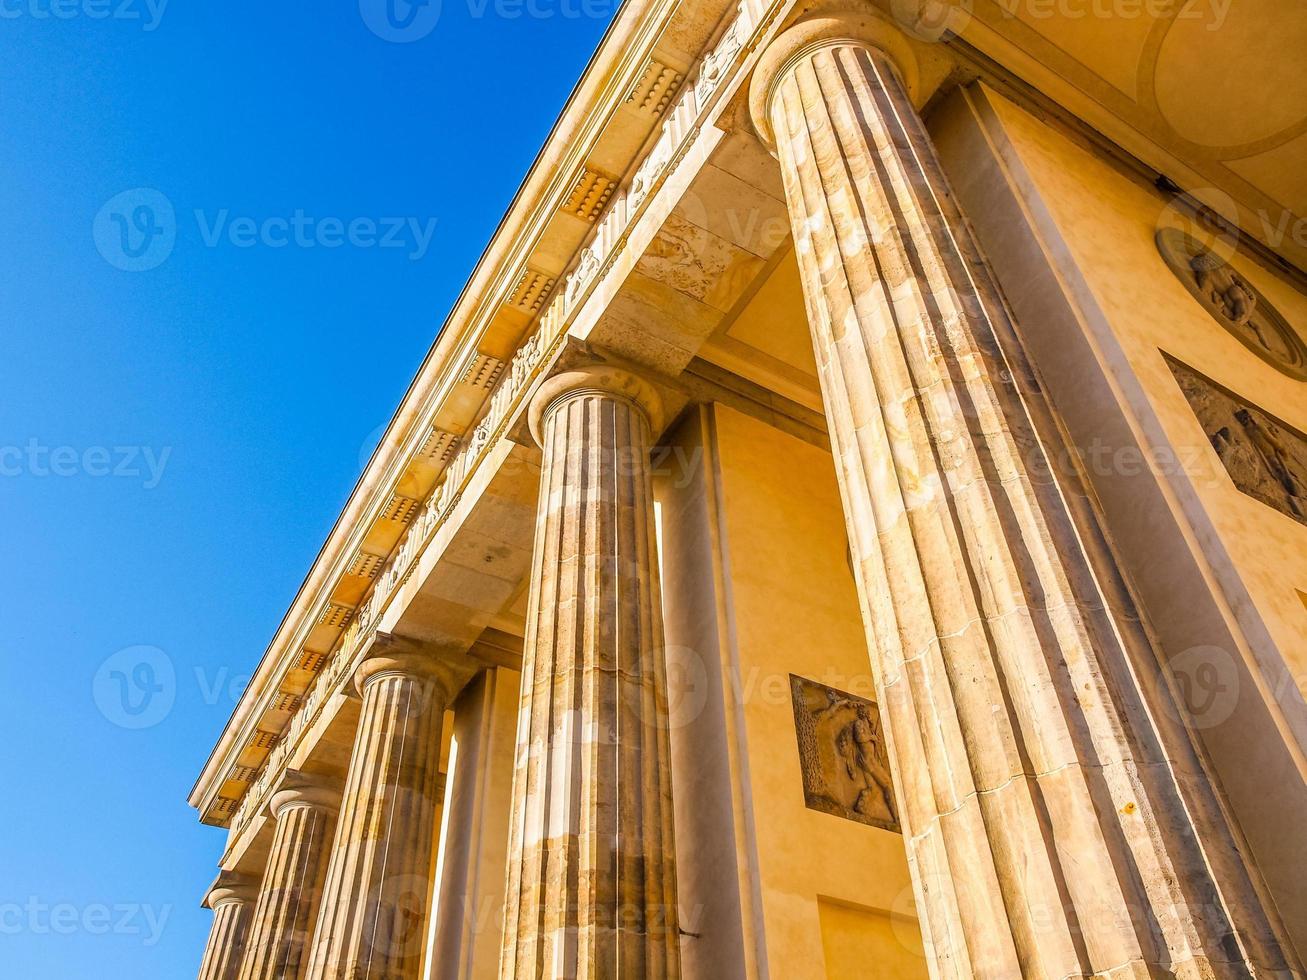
[1169,356,1307,526]
[694,16,744,104]
[1156,228,1307,381]
[790,674,900,833]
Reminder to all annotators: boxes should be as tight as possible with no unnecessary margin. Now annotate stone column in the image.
[199,874,258,980]
[500,366,680,978]
[238,781,339,980]
[431,667,519,979]
[304,643,453,979]
[748,13,1299,979]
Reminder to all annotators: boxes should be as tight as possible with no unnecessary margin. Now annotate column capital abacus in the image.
[746,10,921,150]
[204,872,259,910]
[527,364,664,448]
[351,632,458,701]
[267,774,341,820]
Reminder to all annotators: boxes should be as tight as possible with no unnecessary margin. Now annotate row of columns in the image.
[199,10,1301,979]
[197,366,680,980]
[197,649,461,980]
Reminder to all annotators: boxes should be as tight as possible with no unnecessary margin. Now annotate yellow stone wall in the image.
[976,88,1307,688]
[658,403,927,979]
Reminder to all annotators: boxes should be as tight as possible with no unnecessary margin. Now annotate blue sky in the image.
[0,2,614,975]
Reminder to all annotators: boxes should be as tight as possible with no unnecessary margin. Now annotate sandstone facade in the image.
[189,2,1307,976]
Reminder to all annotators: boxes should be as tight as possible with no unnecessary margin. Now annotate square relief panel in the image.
[790,674,900,833]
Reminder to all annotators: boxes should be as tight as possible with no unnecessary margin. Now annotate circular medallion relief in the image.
[1156,228,1307,381]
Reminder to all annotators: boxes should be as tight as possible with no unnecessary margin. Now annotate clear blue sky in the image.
[0,3,613,976]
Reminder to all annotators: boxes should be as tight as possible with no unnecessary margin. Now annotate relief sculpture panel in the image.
[1156,228,1307,381]
[789,674,900,832]
[1169,356,1307,526]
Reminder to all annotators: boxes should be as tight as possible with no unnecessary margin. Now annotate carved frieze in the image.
[1156,229,1307,380]
[694,18,744,103]
[565,246,601,306]
[790,675,900,832]
[1169,356,1307,526]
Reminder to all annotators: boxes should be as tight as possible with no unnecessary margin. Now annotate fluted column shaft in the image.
[305,648,450,979]
[500,366,680,979]
[199,879,258,980]
[751,14,1298,980]
[238,785,338,980]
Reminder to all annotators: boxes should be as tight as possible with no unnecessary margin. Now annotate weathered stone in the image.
[303,642,460,980]
[500,365,681,979]
[199,875,259,980]
[238,781,339,980]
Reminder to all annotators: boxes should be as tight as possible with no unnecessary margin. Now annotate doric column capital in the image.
[352,632,456,702]
[268,775,341,820]
[527,364,664,447]
[204,873,259,910]
[747,10,921,150]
